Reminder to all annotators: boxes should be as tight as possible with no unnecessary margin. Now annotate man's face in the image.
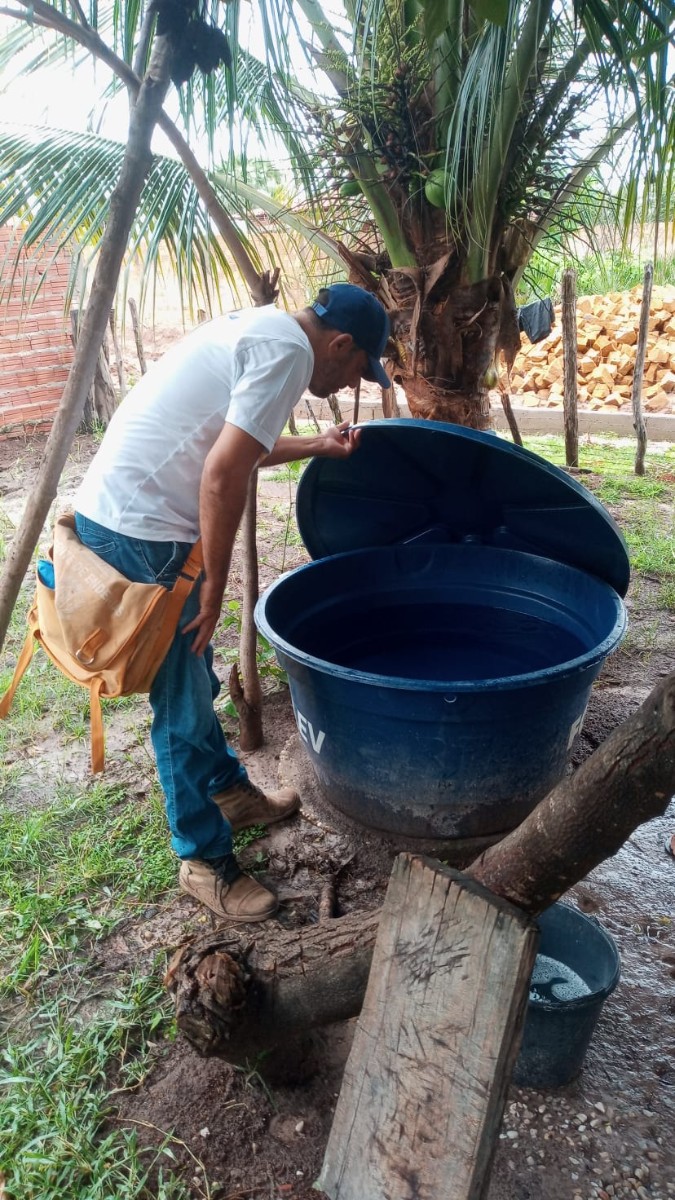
[308,333,370,398]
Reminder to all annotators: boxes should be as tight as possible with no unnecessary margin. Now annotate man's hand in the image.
[262,421,362,468]
[318,420,362,457]
[182,585,223,657]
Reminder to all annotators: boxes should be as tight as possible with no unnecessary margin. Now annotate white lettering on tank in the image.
[296,709,326,755]
[567,709,586,749]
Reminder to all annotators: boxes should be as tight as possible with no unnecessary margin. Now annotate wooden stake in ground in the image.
[499,385,524,446]
[70,310,118,431]
[108,309,127,398]
[632,262,653,477]
[561,267,578,468]
[128,297,148,376]
[228,469,263,750]
[326,393,343,424]
[381,378,401,419]
[318,855,539,1200]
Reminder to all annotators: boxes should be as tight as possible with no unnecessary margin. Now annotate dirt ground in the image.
[1,428,674,1200]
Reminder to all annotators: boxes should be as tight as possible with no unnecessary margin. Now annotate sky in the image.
[0,4,340,165]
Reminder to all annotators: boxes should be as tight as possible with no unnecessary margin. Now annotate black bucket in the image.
[514,902,621,1088]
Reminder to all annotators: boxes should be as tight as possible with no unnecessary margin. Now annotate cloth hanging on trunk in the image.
[518,298,554,343]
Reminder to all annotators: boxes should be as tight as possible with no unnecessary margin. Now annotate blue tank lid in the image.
[295,419,630,597]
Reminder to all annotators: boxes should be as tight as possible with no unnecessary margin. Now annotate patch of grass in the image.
[0,975,192,1200]
[625,516,675,577]
[594,476,669,505]
[518,246,675,305]
[263,457,305,485]
[522,434,675,583]
[522,432,675,476]
[657,579,675,610]
[0,584,104,772]
[0,760,211,1197]
[0,781,176,996]
[574,250,675,297]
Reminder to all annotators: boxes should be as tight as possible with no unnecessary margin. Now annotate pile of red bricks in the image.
[509,285,675,414]
[0,227,74,438]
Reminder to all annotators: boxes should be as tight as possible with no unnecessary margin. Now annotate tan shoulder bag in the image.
[0,513,203,772]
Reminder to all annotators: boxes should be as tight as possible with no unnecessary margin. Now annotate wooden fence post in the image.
[128,297,147,375]
[70,309,117,431]
[108,309,127,398]
[632,262,653,477]
[561,268,578,468]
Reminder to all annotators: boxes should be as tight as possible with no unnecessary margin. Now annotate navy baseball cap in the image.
[311,283,391,388]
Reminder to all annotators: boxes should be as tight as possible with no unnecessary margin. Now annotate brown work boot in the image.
[178,855,277,922]
[213,778,300,832]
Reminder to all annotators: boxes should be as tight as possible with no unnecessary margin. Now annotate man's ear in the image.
[329,331,355,354]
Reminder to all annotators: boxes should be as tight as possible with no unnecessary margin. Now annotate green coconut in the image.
[424,168,448,209]
[339,179,362,198]
[482,363,499,389]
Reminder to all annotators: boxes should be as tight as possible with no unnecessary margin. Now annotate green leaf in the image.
[420,0,448,46]
[470,0,509,26]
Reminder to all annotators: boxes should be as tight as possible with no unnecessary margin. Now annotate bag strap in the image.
[178,538,203,585]
[165,536,203,612]
[89,676,106,774]
[0,627,36,718]
[141,538,204,673]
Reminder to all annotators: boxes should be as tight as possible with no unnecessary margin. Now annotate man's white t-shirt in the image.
[74,307,314,542]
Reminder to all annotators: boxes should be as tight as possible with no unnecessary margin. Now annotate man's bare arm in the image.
[260,421,361,467]
[183,423,266,656]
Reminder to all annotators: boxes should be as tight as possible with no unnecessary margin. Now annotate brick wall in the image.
[0,227,75,437]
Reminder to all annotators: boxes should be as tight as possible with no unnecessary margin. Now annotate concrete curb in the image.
[301,396,675,442]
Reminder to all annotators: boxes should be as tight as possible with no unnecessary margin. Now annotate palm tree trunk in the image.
[383,272,514,429]
[0,35,174,655]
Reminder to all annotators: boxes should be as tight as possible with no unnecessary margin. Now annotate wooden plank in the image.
[318,854,539,1200]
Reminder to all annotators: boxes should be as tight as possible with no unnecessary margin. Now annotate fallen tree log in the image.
[165,672,675,1061]
[465,668,675,910]
[165,908,380,1062]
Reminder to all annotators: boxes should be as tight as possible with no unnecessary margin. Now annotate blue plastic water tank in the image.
[255,421,629,839]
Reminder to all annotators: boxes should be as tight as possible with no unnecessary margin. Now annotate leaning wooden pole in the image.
[229,470,263,750]
[464,665,674,909]
[166,671,675,1060]
[561,267,578,468]
[632,262,653,477]
[128,298,148,375]
[0,36,175,655]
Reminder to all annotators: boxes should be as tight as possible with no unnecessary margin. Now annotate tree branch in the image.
[11,0,268,298]
[67,0,89,27]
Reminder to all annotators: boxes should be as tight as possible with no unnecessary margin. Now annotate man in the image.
[73,283,391,923]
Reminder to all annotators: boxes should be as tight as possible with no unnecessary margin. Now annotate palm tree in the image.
[2,1,674,431]
[248,0,675,427]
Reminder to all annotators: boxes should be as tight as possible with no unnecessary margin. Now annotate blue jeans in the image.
[74,514,246,861]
